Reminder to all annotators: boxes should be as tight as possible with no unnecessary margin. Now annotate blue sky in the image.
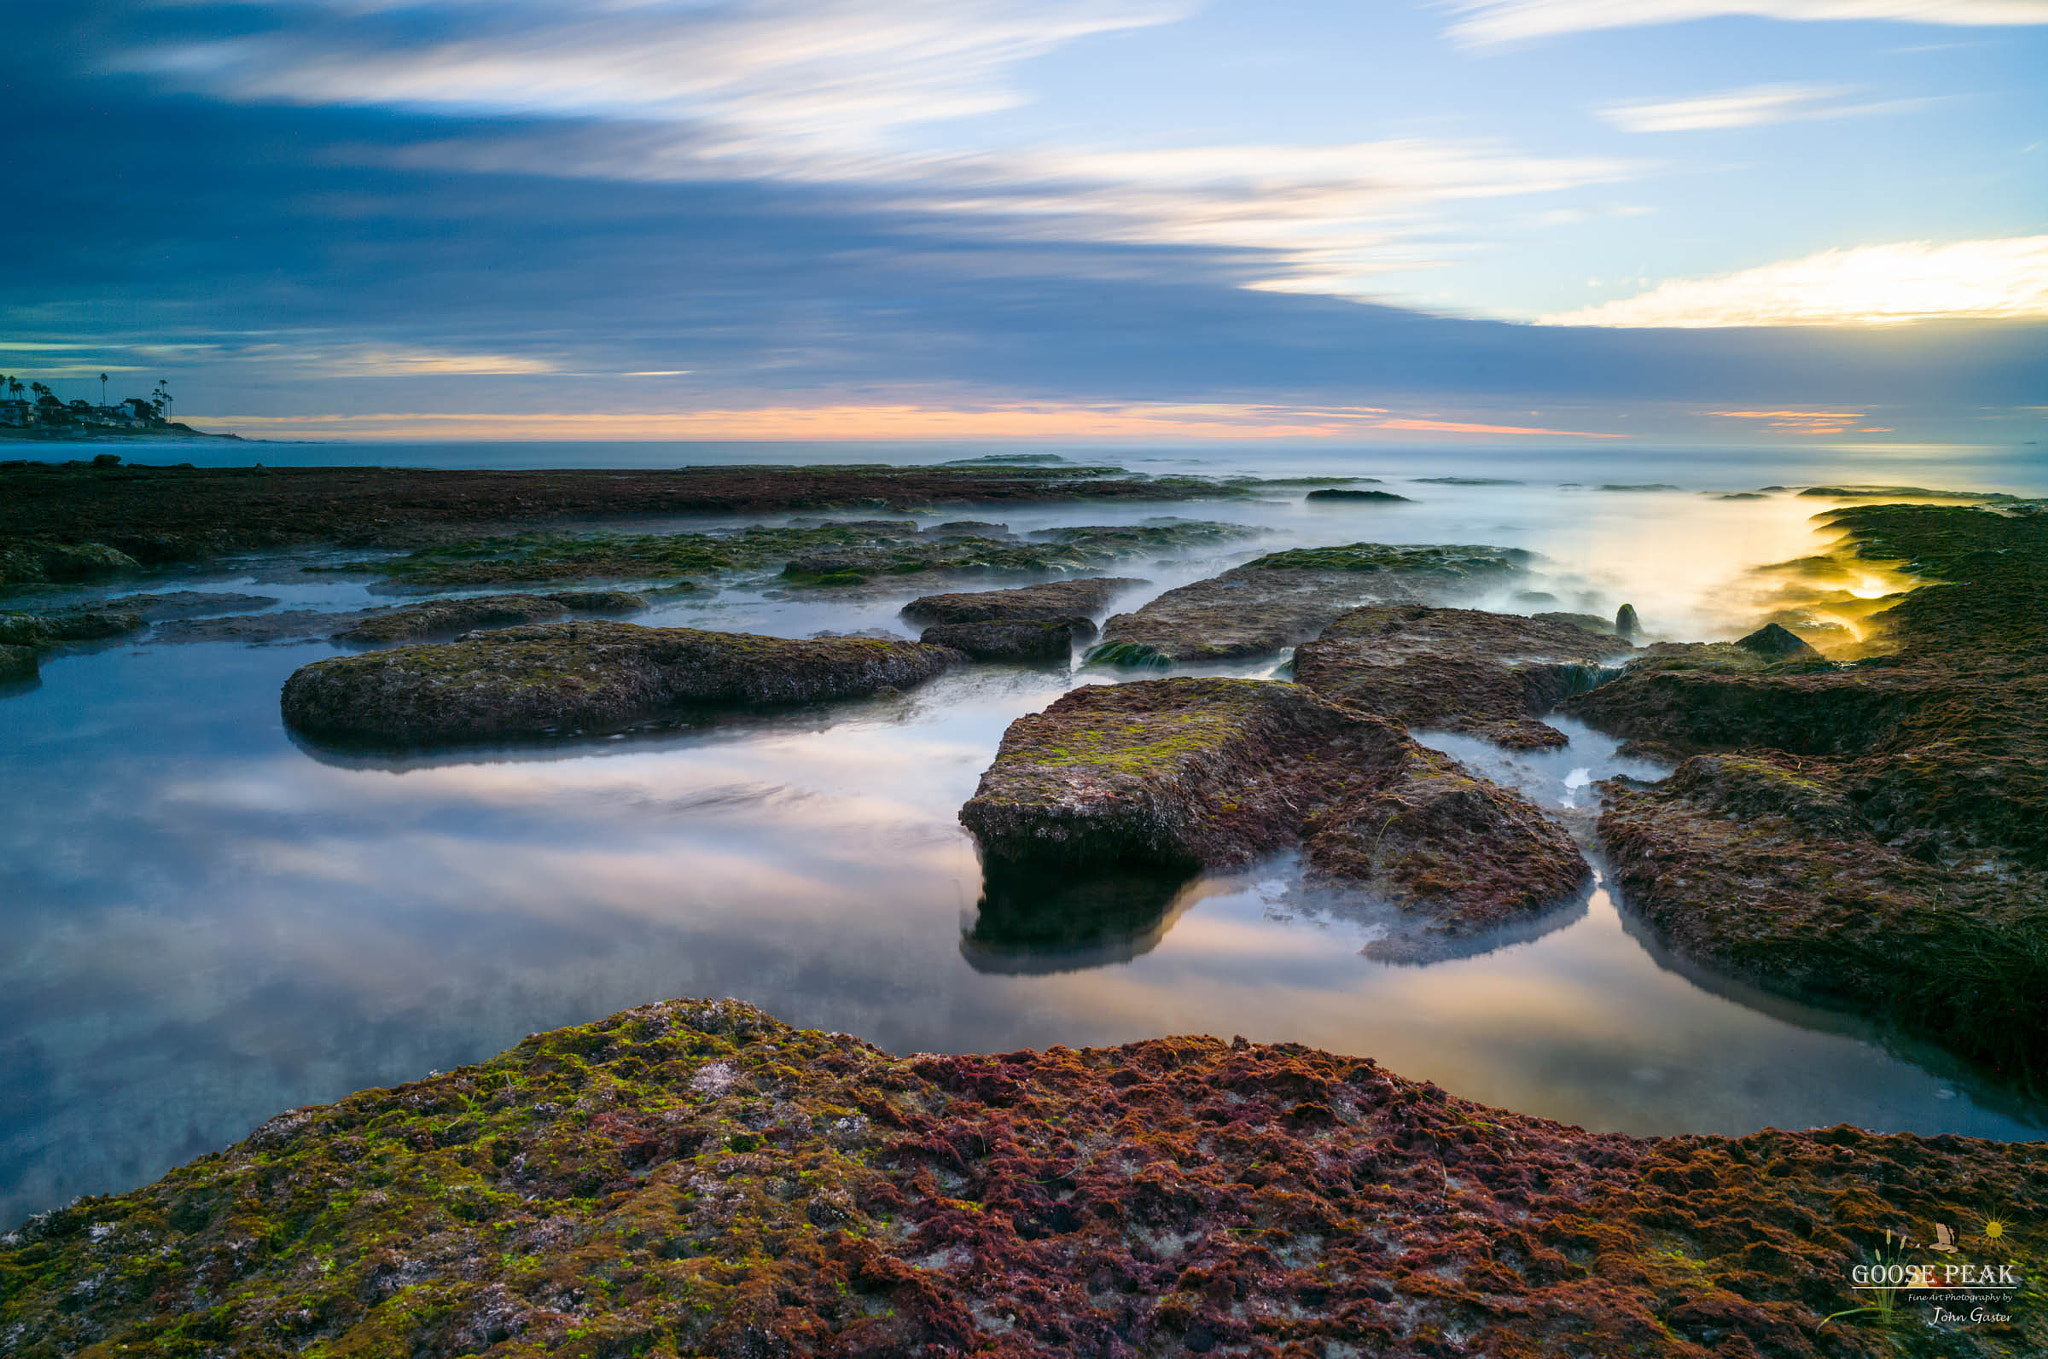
[2,0,2044,442]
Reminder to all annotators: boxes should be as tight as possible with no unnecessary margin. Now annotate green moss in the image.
[1244,542,1528,577]
[1081,639,1171,668]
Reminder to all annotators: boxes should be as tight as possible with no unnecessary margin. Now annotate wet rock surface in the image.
[1087,543,1530,665]
[1303,488,1410,502]
[918,618,1087,662]
[332,590,649,644]
[902,578,1147,630]
[1565,504,2048,1081]
[99,590,280,620]
[281,621,960,746]
[7,998,2042,1359]
[961,678,1585,936]
[1293,605,1628,749]
[0,643,36,682]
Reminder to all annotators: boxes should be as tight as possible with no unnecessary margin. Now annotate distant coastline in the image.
[0,422,239,443]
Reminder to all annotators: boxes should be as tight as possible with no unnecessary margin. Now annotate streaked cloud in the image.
[1706,408,1869,433]
[126,2,1637,300]
[1539,236,2048,326]
[1598,83,1898,132]
[1447,1,2048,45]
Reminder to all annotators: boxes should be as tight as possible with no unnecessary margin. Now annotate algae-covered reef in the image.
[0,461,1253,586]
[6,999,2044,1359]
[1087,543,1529,666]
[356,522,1242,590]
[900,577,1146,626]
[1563,504,2048,1082]
[280,622,959,746]
[333,592,647,644]
[1293,606,1628,750]
[961,678,1585,938]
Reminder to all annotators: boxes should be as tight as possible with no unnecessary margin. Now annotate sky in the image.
[1,0,2044,443]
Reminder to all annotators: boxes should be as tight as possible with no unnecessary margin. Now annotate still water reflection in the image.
[4,449,2044,1226]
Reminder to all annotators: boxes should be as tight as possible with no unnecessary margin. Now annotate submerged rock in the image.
[900,576,1146,625]
[0,643,36,682]
[1087,542,1529,665]
[281,621,960,746]
[960,677,1584,934]
[918,618,1086,662]
[1293,606,1628,749]
[9,997,2042,1359]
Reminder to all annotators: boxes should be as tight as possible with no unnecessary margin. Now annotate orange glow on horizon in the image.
[184,403,1629,442]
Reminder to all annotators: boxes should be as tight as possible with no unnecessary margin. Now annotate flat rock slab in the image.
[1088,543,1529,665]
[100,590,279,620]
[1294,605,1629,749]
[1600,753,2047,1080]
[918,618,1086,662]
[900,576,1147,625]
[961,677,1585,936]
[281,620,960,746]
[333,590,647,644]
[1562,503,2048,1081]
[14,998,2042,1358]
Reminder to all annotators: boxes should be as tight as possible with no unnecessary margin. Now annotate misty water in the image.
[5,440,2047,1226]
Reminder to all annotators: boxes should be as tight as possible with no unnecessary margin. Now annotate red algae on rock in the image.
[959,678,1586,938]
[5,999,2043,1358]
[1293,605,1629,750]
[280,621,960,747]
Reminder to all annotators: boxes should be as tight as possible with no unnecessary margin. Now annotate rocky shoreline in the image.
[0,462,1270,586]
[4,999,2040,1358]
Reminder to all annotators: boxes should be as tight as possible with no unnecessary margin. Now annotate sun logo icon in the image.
[1980,1216,2008,1244]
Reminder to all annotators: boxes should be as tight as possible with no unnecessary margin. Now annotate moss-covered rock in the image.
[960,678,1585,935]
[1303,488,1410,502]
[6,999,2042,1358]
[333,594,575,644]
[900,576,1146,625]
[1294,605,1628,749]
[1567,504,2048,1081]
[1087,543,1529,665]
[918,618,1086,662]
[281,622,961,746]
[0,643,36,682]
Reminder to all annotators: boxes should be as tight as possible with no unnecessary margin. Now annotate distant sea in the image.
[73,436,2048,495]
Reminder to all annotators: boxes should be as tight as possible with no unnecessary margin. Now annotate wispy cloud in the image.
[1539,236,2048,325]
[1706,407,1868,432]
[126,1,1637,301]
[1447,0,2048,45]
[1597,83,1905,132]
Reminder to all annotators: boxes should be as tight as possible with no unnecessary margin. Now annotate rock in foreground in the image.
[1294,605,1627,749]
[1088,543,1528,665]
[5,999,2041,1358]
[281,622,959,746]
[961,678,1585,935]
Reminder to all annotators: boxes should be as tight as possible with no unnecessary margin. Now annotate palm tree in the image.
[99,372,109,407]
[5,378,21,402]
